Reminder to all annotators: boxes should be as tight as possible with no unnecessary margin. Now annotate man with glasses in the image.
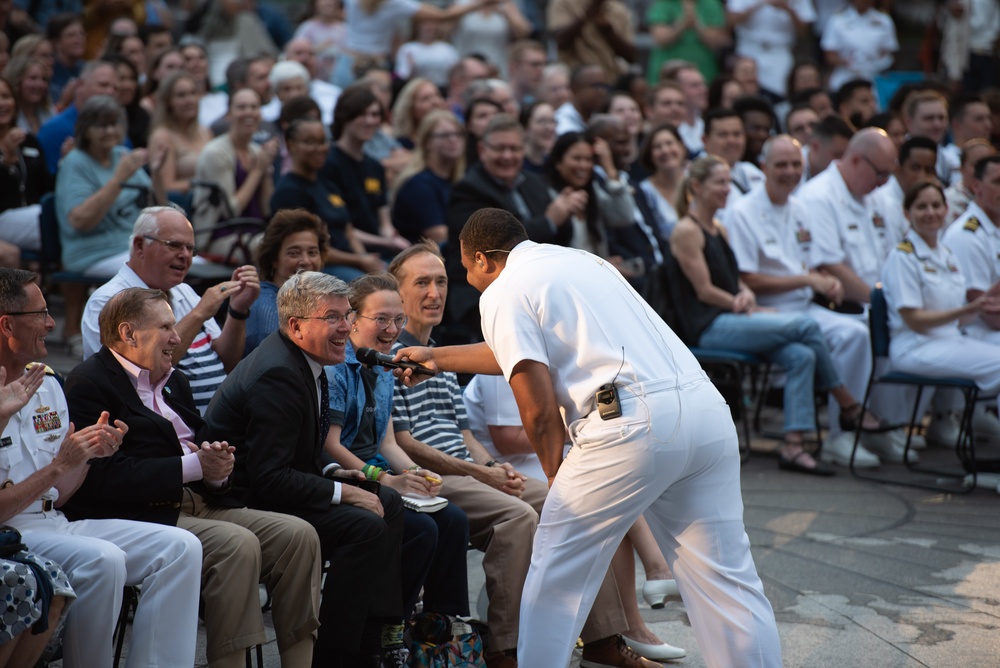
[507,40,547,108]
[797,127,899,304]
[64,286,321,668]
[445,114,583,343]
[0,269,203,668]
[80,206,260,413]
[205,271,405,668]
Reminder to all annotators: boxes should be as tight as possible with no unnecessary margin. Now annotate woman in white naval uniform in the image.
[881,181,1000,405]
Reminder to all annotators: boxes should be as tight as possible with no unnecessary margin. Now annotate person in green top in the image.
[646,0,730,85]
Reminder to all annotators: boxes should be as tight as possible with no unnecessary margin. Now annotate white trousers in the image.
[517,373,781,668]
[807,304,872,434]
[892,333,1000,412]
[14,511,203,668]
[0,204,41,250]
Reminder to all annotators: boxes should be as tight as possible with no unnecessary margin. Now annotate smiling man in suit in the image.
[204,271,406,668]
[63,287,321,668]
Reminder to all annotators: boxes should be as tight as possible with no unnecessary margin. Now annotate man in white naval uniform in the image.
[727,135,878,468]
[797,127,918,461]
[941,154,1000,442]
[396,208,783,668]
[0,268,202,668]
[868,136,939,250]
[701,107,763,223]
[726,0,816,98]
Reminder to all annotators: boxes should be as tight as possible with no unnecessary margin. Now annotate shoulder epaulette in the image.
[896,240,914,253]
[964,216,981,232]
[24,363,55,376]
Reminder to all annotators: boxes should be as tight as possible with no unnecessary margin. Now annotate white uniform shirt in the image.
[797,162,889,286]
[821,6,898,91]
[0,373,69,521]
[868,175,910,249]
[554,102,586,136]
[944,179,973,226]
[881,232,966,358]
[726,185,815,311]
[941,200,1000,295]
[679,118,705,155]
[479,241,702,424]
[727,0,817,96]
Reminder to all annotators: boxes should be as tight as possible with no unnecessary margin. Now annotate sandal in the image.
[839,404,895,433]
[778,450,835,477]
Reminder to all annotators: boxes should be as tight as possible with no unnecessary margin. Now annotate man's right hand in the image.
[193,441,236,480]
[478,462,526,498]
[341,484,384,517]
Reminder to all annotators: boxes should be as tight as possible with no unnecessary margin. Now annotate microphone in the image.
[355,347,436,376]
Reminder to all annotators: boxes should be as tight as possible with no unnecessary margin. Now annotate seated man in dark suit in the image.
[444,114,584,343]
[63,287,321,668]
[204,271,406,668]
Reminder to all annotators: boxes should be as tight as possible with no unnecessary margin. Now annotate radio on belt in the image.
[596,383,621,420]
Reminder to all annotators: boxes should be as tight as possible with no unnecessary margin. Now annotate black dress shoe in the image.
[778,451,835,477]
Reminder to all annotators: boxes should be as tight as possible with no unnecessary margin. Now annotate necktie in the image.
[319,371,330,445]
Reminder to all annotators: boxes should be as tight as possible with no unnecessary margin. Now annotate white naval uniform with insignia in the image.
[869,175,911,249]
[941,201,1000,346]
[882,233,1000,400]
[726,0,817,97]
[821,5,899,92]
[727,184,871,435]
[0,368,202,668]
[797,161,892,287]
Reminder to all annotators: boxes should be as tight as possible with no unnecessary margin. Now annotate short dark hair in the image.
[255,209,330,281]
[732,95,776,125]
[46,13,82,42]
[974,154,1000,181]
[139,23,171,46]
[480,113,522,144]
[790,87,826,108]
[99,287,169,348]
[950,92,986,123]
[518,100,549,129]
[899,135,938,165]
[0,268,37,315]
[702,107,742,136]
[387,239,444,282]
[458,208,527,260]
[280,97,322,134]
[639,123,683,172]
[833,79,873,111]
[348,272,399,313]
[331,83,382,140]
[813,114,855,142]
[903,180,945,211]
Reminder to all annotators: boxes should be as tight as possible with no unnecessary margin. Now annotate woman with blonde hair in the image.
[148,71,213,195]
[391,109,465,243]
[3,56,53,133]
[391,76,445,150]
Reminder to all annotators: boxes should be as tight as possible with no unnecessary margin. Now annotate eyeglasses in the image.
[357,314,407,330]
[482,142,524,154]
[860,154,892,181]
[430,131,464,141]
[295,310,358,325]
[144,236,197,254]
[5,308,49,319]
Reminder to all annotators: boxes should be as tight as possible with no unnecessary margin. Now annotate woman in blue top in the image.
[325,272,469,624]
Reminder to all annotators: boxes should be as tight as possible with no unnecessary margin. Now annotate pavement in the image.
[39,291,1000,668]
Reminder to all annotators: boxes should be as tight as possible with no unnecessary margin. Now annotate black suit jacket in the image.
[203,330,338,514]
[444,162,571,342]
[62,347,226,525]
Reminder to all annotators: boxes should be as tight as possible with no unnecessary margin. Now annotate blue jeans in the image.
[699,312,842,433]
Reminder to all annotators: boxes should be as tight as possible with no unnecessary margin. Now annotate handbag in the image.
[406,613,487,667]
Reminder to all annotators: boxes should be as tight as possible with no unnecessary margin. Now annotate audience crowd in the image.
[2,0,1000,666]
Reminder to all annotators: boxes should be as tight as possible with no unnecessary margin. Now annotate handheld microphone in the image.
[355,347,436,376]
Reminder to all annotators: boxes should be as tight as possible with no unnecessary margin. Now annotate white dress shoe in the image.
[819,431,880,468]
[641,578,681,608]
[973,405,1000,444]
[864,430,919,464]
[926,412,960,449]
[621,635,687,661]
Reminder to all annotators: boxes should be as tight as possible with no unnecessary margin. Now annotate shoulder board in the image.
[24,363,55,376]
[896,240,914,254]
[964,216,981,232]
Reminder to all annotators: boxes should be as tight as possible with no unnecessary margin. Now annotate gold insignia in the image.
[964,216,981,232]
[43,434,60,442]
[896,240,914,253]
[24,363,54,376]
[329,194,345,207]
[34,405,50,414]
[364,178,381,194]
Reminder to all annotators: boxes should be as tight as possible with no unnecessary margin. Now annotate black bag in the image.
[0,524,27,558]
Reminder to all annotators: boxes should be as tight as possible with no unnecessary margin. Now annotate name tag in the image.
[0,436,11,449]
[22,147,39,158]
